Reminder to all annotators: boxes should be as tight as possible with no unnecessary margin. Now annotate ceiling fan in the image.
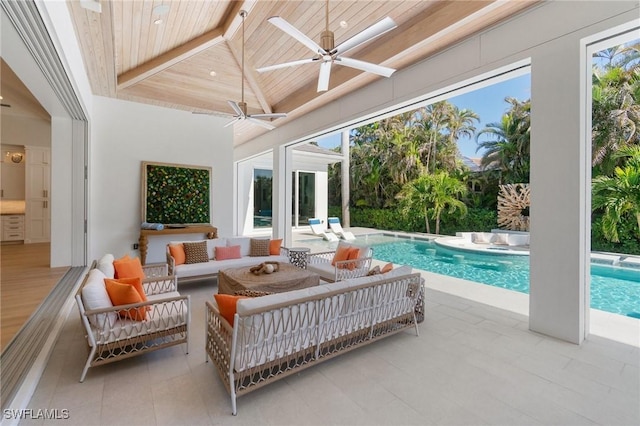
[225,10,287,130]
[256,0,397,92]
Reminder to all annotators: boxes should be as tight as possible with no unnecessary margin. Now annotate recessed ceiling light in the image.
[339,20,348,28]
[209,71,217,77]
[154,19,163,25]
[153,4,170,15]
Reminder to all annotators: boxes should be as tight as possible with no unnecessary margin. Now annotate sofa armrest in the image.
[142,275,178,295]
[81,293,190,338]
[279,246,290,256]
[307,251,335,264]
[166,250,176,276]
[143,263,168,278]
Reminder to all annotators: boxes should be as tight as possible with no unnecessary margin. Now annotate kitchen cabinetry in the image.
[24,146,50,243]
[2,215,25,241]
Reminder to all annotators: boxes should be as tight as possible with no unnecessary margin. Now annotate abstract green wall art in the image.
[142,161,211,225]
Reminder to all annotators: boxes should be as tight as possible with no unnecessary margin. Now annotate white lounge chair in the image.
[309,218,339,241]
[328,217,356,240]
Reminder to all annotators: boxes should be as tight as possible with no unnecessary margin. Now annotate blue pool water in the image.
[362,234,640,318]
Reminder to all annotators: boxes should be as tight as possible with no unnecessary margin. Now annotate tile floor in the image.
[17,265,640,426]
[12,228,640,425]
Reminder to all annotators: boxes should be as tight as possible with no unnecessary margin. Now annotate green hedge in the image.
[591,214,640,255]
[330,206,639,255]
[329,206,497,236]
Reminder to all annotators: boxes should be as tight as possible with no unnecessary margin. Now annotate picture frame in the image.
[141,161,211,225]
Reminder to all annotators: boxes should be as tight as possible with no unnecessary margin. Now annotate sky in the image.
[316,73,531,159]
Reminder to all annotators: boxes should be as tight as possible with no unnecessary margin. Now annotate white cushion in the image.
[174,255,290,278]
[491,233,509,245]
[508,234,530,246]
[96,254,115,279]
[227,237,251,257]
[306,263,336,281]
[472,232,492,244]
[82,268,117,329]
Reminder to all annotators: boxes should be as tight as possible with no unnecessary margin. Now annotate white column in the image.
[529,34,588,344]
[273,145,293,246]
[341,130,350,227]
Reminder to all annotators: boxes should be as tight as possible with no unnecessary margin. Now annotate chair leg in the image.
[80,346,96,382]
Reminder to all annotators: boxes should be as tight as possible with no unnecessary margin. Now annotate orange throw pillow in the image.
[105,279,147,321]
[269,239,283,255]
[113,255,145,281]
[331,245,352,266]
[381,262,394,274]
[169,244,186,266]
[338,247,360,270]
[214,294,248,326]
[105,277,147,301]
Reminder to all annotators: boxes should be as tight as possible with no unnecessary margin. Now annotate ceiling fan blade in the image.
[247,116,276,130]
[317,61,332,92]
[333,17,397,55]
[268,16,324,55]
[256,58,316,73]
[336,57,396,77]
[223,116,241,128]
[250,112,288,119]
[227,100,244,117]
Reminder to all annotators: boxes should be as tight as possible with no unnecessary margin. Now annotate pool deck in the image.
[289,226,640,347]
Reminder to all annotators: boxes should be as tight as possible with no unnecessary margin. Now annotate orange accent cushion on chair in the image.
[105,278,147,321]
[381,263,394,274]
[113,255,146,281]
[105,277,147,301]
[338,247,360,270]
[214,294,248,326]
[269,239,283,255]
[169,244,186,266]
[331,245,352,266]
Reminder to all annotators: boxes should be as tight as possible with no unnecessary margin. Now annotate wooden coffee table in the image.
[217,262,320,295]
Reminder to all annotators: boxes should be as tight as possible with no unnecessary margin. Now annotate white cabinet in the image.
[24,146,50,243]
[2,215,25,241]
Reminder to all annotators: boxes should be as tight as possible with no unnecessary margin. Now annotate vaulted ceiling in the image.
[67,0,538,145]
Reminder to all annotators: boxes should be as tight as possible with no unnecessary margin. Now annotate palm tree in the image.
[592,146,640,242]
[591,63,640,175]
[476,97,531,183]
[396,171,468,234]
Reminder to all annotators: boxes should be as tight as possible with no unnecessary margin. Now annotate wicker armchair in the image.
[76,262,190,382]
[306,241,373,282]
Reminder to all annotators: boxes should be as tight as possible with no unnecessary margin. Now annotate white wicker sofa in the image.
[75,255,190,382]
[205,265,424,415]
[167,237,290,284]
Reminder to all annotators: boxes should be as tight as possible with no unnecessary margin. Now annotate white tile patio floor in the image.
[17,228,640,425]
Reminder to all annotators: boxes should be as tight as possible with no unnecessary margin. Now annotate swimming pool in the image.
[358,234,640,318]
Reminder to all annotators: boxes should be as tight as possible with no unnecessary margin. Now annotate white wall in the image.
[234,1,640,344]
[1,116,51,147]
[89,96,234,263]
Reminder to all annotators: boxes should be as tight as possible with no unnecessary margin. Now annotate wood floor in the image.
[1,242,69,351]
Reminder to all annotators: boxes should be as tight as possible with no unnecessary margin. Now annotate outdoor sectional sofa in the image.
[205,265,425,415]
[166,237,290,284]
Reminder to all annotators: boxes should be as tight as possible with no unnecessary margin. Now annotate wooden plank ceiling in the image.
[67,0,537,145]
